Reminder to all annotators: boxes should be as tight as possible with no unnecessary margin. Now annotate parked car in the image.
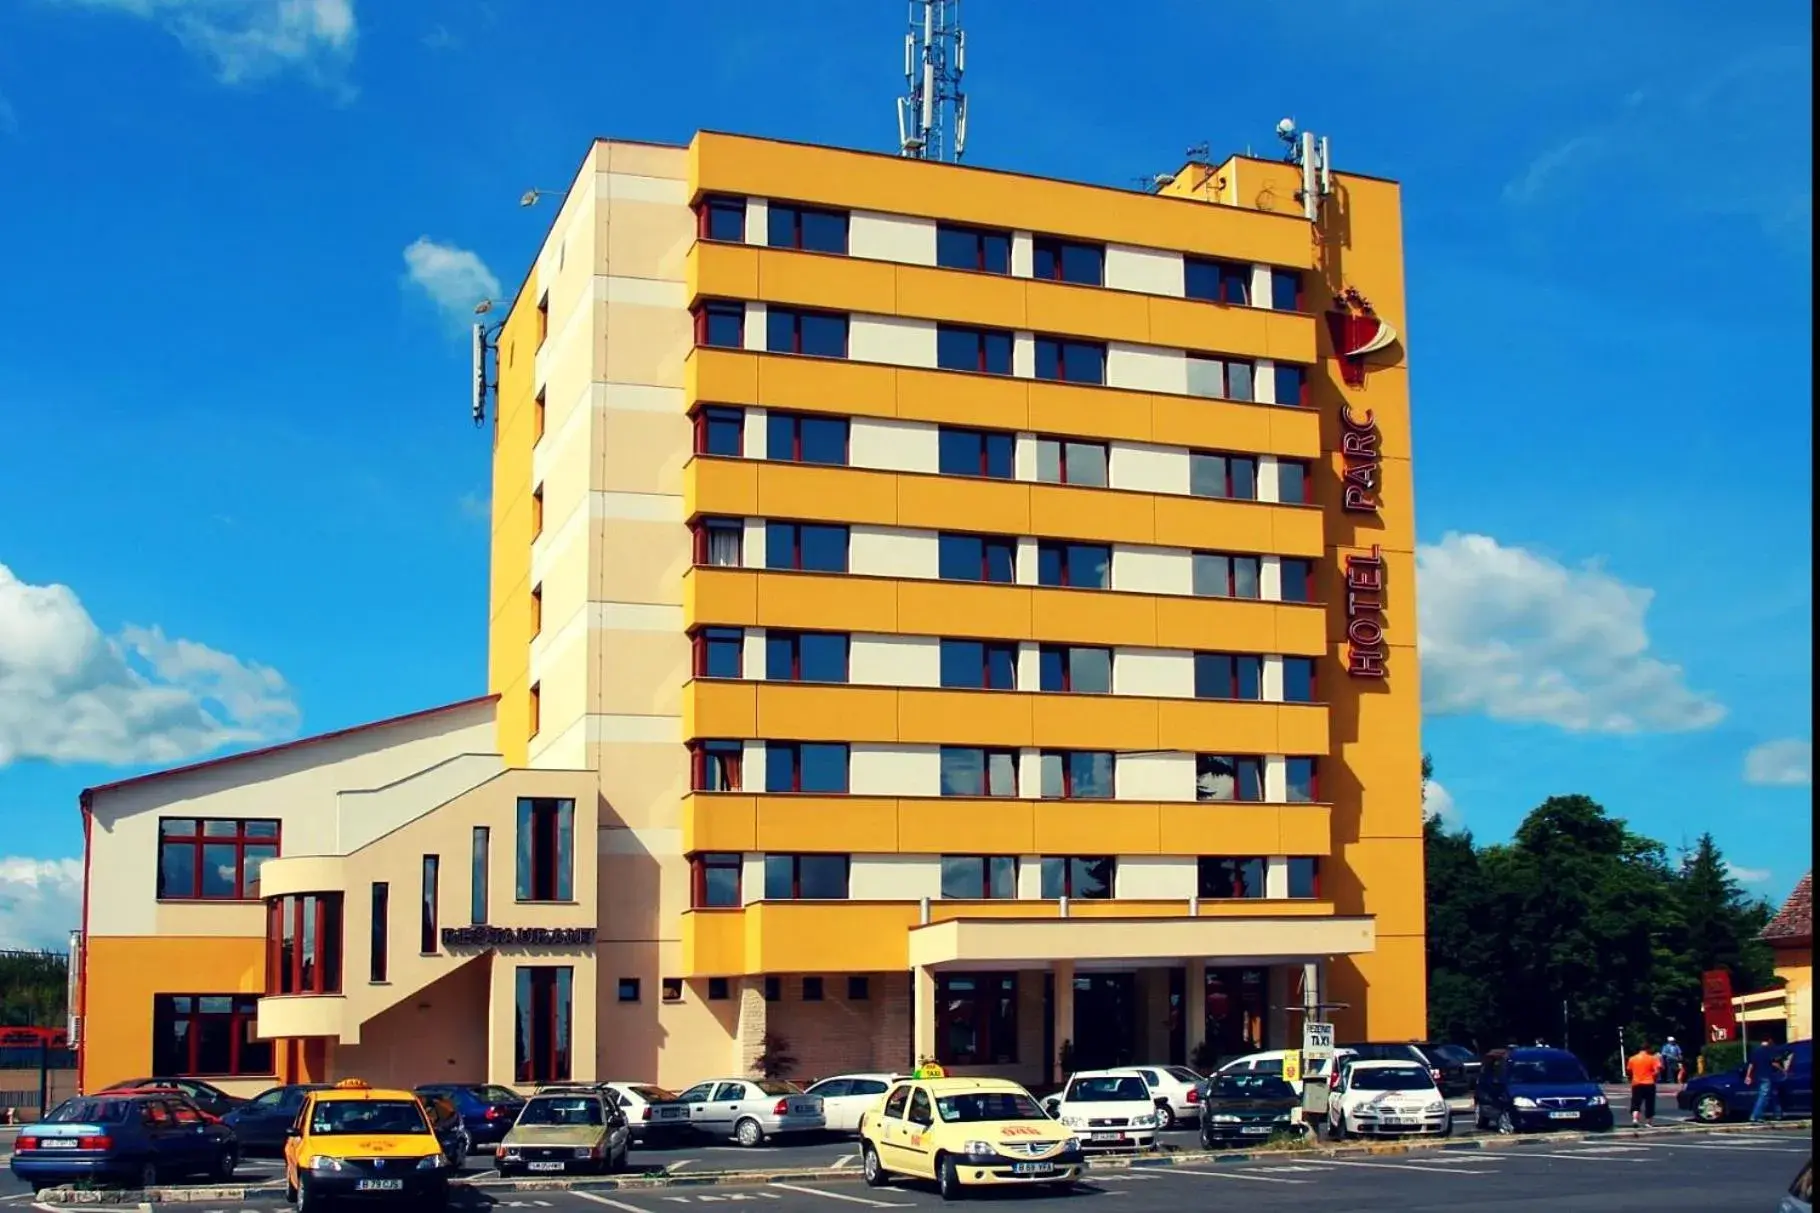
[1042,1070,1159,1152]
[1129,1064,1203,1128]
[412,1083,525,1148]
[10,1091,239,1192]
[417,1092,472,1170]
[1407,1041,1474,1098]
[496,1087,629,1177]
[673,1078,825,1147]
[801,1074,898,1134]
[97,1078,246,1120]
[1779,1157,1812,1213]
[858,1075,1084,1199]
[1326,1059,1451,1139]
[1473,1046,1613,1133]
[221,1084,334,1155]
[1198,1072,1305,1148]
[601,1082,693,1144]
[1212,1048,1336,1097]
[282,1080,452,1210]
[1680,1040,1813,1122]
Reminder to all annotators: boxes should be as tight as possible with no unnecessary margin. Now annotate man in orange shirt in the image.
[1627,1042,1663,1127]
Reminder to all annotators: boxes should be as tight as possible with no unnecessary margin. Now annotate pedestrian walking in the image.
[1660,1037,1684,1085]
[1626,1041,1663,1127]
[1747,1047,1787,1122]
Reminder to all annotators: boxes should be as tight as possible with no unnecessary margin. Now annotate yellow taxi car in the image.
[282,1080,452,1212]
[858,1069,1085,1201]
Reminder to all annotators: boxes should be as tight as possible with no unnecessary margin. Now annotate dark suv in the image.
[1408,1042,1474,1098]
[1474,1047,1613,1134]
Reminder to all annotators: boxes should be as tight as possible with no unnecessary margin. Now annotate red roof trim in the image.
[78,694,499,803]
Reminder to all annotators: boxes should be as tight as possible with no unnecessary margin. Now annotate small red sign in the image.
[1702,969,1736,1042]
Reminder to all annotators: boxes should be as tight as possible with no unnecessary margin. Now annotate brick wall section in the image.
[767,972,912,1081]
[735,977,769,1075]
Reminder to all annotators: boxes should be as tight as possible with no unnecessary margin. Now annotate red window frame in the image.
[692,300,745,348]
[764,853,851,899]
[936,223,1012,273]
[1194,652,1263,700]
[1279,558,1317,603]
[1040,856,1115,898]
[767,307,850,357]
[1030,236,1104,284]
[765,630,850,683]
[1040,750,1115,799]
[691,517,745,567]
[939,426,1015,477]
[1197,754,1266,802]
[515,967,573,1085]
[157,818,280,901]
[764,742,851,793]
[695,195,746,242]
[264,893,344,995]
[1281,656,1318,703]
[693,406,745,456]
[940,855,1019,899]
[939,533,1017,583]
[1288,857,1322,898]
[1035,436,1109,486]
[939,747,1020,796]
[765,521,850,572]
[152,995,271,1078]
[1038,644,1112,693]
[1192,452,1259,499]
[1196,551,1262,598]
[689,852,743,908]
[1286,757,1321,803]
[1197,856,1267,899]
[1036,541,1111,588]
[937,324,1014,374]
[768,202,849,252]
[1272,268,1307,312]
[1276,458,1313,504]
[1275,363,1307,407]
[941,638,1018,689]
[689,740,744,792]
[692,628,745,678]
[1185,257,1252,305]
[767,411,851,464]
[1032,335,1107,384]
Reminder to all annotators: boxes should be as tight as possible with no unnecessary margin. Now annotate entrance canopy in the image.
[907,914,1375,970]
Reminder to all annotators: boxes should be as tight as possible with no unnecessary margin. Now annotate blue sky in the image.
[0,0,1810,946]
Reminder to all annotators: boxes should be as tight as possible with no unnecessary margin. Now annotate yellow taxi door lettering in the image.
[873,1083,915,1174]
[902,1088,936,1178]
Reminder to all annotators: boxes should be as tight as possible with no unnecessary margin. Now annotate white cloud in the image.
[1423,778,1461,828]
[1744,739,1812,787]
[52,0,357,90]
[1417,532,1724,734]
[402,238,501,327]
[0,857,82,951]
[1726,862,1772,885]
[0,562,299,766]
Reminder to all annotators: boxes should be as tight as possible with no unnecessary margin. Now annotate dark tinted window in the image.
[1190,453,1257,500]
[1287,858,1320,898]
[1197,755,1264,802]
[768,203,848,254]
[765,631,849,683]
[1276,460,1310,504]
[765,743,850,794]
[695,407,744,456]
[696,301,744,348]
[1282,657,1316,703]
[1194,653,1262,700]
[700,196,745,242]
[939,639,1017,689]
[1274,364,1306,406]
[767,308,849,358]
[1032,237,1103,285]
[1036,542,1110,589]
[763,854,850,898]
[697,628,744,678]
[936,325,1014,375]
[1185,258,1250,305]
[766,522,849,573]
[936,224,1011,274]
[1033,337,1105,384]
[1270,269,1302,312]
[938,533,1016,583]
[1280,559,1315,603]
[767,412,849,465]
[1040,856,1114,898]
[1198,857,1266,899]
[938,427,1015,478]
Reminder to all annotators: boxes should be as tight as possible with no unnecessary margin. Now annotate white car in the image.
[1326,1059,1451,1139]
[1216,1048,1345,1096]
[1043,1070,1160,1151]
[601,1082,692,1143]
[800,1073,898,1133]
[1129,1064,1204,1128]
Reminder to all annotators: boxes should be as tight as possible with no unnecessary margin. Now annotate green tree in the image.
[0,951,68,1028]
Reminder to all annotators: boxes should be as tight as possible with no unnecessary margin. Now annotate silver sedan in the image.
[673,1078,825,1146]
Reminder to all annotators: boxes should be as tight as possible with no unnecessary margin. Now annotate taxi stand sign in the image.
[1300,1022,1336,1115]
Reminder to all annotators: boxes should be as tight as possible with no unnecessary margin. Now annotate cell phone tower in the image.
[897,1,967,162]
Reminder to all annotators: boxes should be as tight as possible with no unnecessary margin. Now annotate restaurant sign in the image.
[441,925,597,949]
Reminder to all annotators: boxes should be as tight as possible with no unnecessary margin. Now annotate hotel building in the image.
[75,131,1422,1095]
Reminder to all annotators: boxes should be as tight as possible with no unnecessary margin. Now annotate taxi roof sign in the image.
[911,1062,946,1079]
[334,1078,372,1089]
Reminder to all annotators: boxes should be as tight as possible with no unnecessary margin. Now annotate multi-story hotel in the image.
[75,130,1421,1096]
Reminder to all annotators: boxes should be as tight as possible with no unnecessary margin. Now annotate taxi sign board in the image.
[1302,1023,1334,1057]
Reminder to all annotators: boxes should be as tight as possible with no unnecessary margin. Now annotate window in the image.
[1270,269,1303,312]
[1193,552,1261,599]
[535,293,548,347]
[1280,558,1316,603]
[471,827,489,925]
[1190,453,1258,500]
[1035,437,1109,487]
[1033,336,1106,384]
[517,798,575,902]
[939,638,1017,689]
[1039,750,1115,799]
[529,584,543,638]
[766,307,849,358]
[941,856,1017,900]
[532,389,545,444]
[691,740,744,792]
[528,682,541,737]
[1198,857,1266,899]
[938,533,1016,583]
[1185,355,1254,402]
[1286,757,1319,803]
[1274,364,1307,407]
[1040,857,1114,899]
[420,856,440,953]
[691,853,743,908]
[1039,645,1112,693]
[765,630,850,683]
[1288,857,1321,899]
[1197,755,1264,802]
[157,819,279,901]
[936,224,1010,274]
[939,747,1019,797]
[802,977,824,1002]
[1195,653,1262,701]
[708,977,731,1000]
[1276,459,1311,505]
[1032,237,1103,285]
[765,521,849,572]
[152,996,272,1077]
[693,300,745,349]
[694,406,745,456]
[531,484,544,538]
[1184,258,1251,305]
[935,973,1019,1065]
[937,427,1015,478]
[369,883,388,983]
[936,324,1014,375]
[848,976,870,1000]
[617,978,641,1002]
[693,627,745,678]
[662,978,683,1002]
[515,967,573,1084]
[693,517,744,567]
[766,411,849,465]
[697,195,746,242]
[1037,541,1110,589]
[1282,658,1317,703]
[767,202,848,254]
[265,894,344,995]
[763,854,850,900]
[765,742,850,793]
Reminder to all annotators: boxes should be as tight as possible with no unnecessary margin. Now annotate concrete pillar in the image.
[913,967,937,1066]
[735,977,769,1076]
[1185,960,1207,1065]
[1051,960,1075,1083]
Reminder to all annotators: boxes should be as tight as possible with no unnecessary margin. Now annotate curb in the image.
[32,1118,1812,1203]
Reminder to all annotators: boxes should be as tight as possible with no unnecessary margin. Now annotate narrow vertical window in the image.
[530,485,544,539]
[528,682,541,738]
[517,799,576,902]
[369,882,388,983]
[471,827,490,925]
[420,855,440,954]
[529,584,543,639]
[532,389,546,444]
[515,966,574,1084]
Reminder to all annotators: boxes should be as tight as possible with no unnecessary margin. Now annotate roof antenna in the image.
[1277,118,1333,223]
[897,1,967,162]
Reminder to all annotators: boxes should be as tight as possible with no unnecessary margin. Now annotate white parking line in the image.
[571,1193,656,1212]
[665,1159,696,1171]
[767,1183,912,1207]
[1300,1157,1500,1175]
[1630,1141,1807,1153]
[1492,1150,1649,1163]
[1158,1167,1310,1184]
[831,1154,856,1168]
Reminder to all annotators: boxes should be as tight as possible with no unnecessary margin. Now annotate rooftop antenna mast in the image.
[897,1,967,162]
[1276,117,1332,223]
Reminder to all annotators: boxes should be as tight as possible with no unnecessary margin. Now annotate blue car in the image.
[219,1083,333,1156]
[9,1091,239,1193]
[1679,1040,1812,1123]
[412,1082,526,1148]
[1473,1047,1615,1134]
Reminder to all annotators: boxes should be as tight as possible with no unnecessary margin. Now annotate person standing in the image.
[1660,1037,1684,1085]
[1747,1047,1786,1122]
[1627,1041,1663,1127]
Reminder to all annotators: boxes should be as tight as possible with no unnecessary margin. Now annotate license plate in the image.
[1012,1162,1055,1175]
[355,1179,403,1191]
[1240,1126,1270,1135]
[659,1108,684,1118]
[527,1162,565,1171]
[1548,1111,1578,1119]
[40,1140,79,1149]
[1090,1132,1122,1142]
[790,1103,816,1115]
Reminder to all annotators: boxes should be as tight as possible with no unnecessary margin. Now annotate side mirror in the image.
[285,1126,301,1138]
[1043,1099,1059,1116]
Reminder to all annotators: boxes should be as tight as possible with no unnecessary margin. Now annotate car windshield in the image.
[1067,1076,1149,1102]
[935,1092,1046,1122]
[1509,1057,1590,1084]
[474,1085,522,1103]
[45,1098,133,1124]
[1350,1068,1432,1091]
[1434,1045,1476,1065]
[309,1100,429,1135]
[1212,1075,1295,1100]
[755,1081,801,1097]
[518,1097,603,1127]
[1165,1067,1202,1083]
[630,1086,678,1103]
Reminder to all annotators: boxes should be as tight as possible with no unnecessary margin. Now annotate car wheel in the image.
[1496,1110,1516,1135]
[862,1144,889,1187]
[735,1118,765,1148]
[1439,1114,1452,1139]
[937,1154,965,1202]
[214,1146,239,1180]
[1154,1100,1176,1131]
[1694,1094,1727,1124]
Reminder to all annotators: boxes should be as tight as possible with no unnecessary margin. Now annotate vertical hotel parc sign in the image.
[1340,403,1387,681]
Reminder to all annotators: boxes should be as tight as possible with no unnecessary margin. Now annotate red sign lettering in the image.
[1340,406,1381,515]
[1343,545,1388,679]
